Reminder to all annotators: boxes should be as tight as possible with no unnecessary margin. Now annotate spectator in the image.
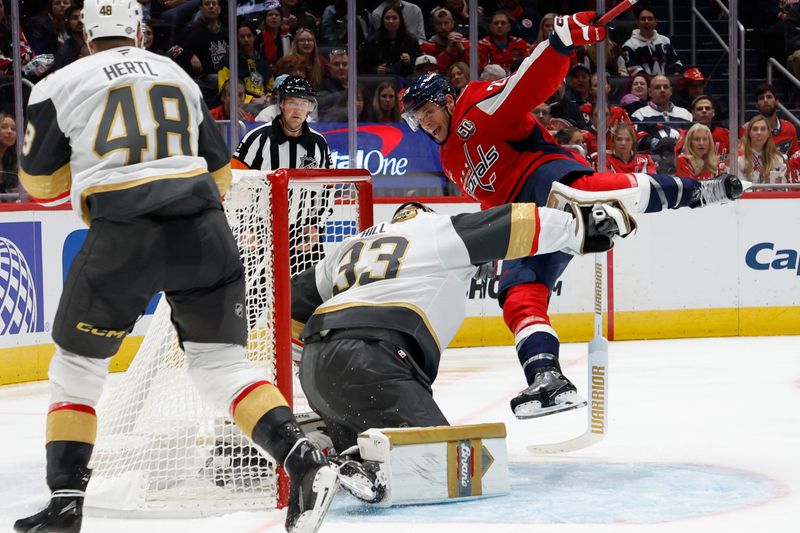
[673,66,709,111]
[358,6,419,77]
[421,7,456,57]
[619,72,649,114]
[532,102,556,133]
[0,111,17,198]
[156,0,201,31]
[319,0,368,46]
[289,28,327,89]
[549,80,589,129]
[371,81,401,122]
[677,124,723,180]
[371,0,425,44]
[413,54,439,77]
[1,0,35,77]
[497,0,540,44]
[631,75,692,152]
[447,61,469,95]
[565,63,591,107]
[738,114,787,185]
[279,0,319,35]
[555,125,588,158]
[786,149,800,183]
[261,0,291,64]
[141,23,156,52]
[169,0,228,85]
[53,5,84,69]
[585,73,632,125]
[533,12,556,47]
[603,121,657,173]
[740,83,799,156]
[785,4,800,82]
[210,79,255,122]
[440,0,474,38]
[317,50,348,121]
[24,0,70,55]
[229,22,272,109]
[675,95,730,161]
[479,63,506,81]
[582,105,613,156]
[478,10,528,74]
[622,5,683,76]
[435,25,470,73]
[574,40,628,76]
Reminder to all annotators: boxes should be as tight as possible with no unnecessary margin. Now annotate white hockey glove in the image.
[565,201,637,255]
[550,11,607,55]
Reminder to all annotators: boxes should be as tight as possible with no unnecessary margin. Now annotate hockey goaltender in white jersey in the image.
[20,45,231,224]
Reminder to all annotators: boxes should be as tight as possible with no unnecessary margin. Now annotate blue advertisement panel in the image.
[0,222,45,335]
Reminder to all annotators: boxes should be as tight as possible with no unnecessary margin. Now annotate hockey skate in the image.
[284,438,340,533]
[511,367,587,419]
[330,446,387,504]
[14,491,85,533]
[689,173,749,208]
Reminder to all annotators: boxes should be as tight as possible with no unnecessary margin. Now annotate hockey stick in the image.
[527,252,609,454]
[596,0,639,25]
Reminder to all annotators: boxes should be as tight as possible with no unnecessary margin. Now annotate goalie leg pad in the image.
[554,172,650,213]
[357,424,509,506]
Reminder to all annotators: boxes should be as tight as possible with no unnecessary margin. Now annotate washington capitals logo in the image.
[463,144,499,197]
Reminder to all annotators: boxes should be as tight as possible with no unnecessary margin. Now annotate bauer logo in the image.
[745,242,800,275]
[0,222,45,335]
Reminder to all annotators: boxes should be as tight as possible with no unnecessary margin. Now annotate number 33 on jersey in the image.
[19,46,231,225]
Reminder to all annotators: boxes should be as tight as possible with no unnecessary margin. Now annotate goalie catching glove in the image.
[549,11,607,54]
[561,200,637,255]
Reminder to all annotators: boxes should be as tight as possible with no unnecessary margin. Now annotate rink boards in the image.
[1,196,799,384]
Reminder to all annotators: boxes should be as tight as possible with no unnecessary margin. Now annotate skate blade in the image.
[514,392,588,420]
[289,466,340,533]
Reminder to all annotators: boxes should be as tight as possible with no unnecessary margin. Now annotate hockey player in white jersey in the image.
[291,199,634,502]
[14,1,337,532]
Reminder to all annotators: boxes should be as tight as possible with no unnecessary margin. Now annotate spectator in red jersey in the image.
[478,10,528,74]
[358,6,420,77]
[675,95,730,162]
[261,0,291,65]
[447,61,469,96]
[371,81,401,123]
[738,114,787,185]
[785,149,800,183]
[620,72,649,115]
[739,83,799,156]
[676,124,723,180]
[210,79,256,122]
[602,122,657,173]
[421,8,457,57]
[673,66,709,111]
[582,104,629,156]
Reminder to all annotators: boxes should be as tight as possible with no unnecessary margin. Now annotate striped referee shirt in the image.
[232,116,331,170]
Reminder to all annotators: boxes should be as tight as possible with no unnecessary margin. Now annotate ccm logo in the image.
[76,322,126,338]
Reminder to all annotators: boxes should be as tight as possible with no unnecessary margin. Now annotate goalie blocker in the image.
[344,423,510,506]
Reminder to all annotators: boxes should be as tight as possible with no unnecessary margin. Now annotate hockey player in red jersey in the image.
[402,11,746,420]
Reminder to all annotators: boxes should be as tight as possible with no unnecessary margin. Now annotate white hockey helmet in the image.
[82,0,143,45]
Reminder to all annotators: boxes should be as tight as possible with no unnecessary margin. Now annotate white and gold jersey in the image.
[292,204,575,381]
[20,46,231,224]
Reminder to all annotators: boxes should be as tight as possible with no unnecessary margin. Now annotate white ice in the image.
[1,336,798,533]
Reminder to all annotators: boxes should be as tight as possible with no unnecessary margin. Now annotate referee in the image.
[232,76,331,171]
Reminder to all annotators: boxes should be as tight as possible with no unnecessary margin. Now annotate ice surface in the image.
[1,336,798,533]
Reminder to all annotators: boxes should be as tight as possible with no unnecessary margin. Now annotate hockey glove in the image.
[549,11,607,55]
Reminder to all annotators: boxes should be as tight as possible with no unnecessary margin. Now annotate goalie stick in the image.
[527,252,609,454]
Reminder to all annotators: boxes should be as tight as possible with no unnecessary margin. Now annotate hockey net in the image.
[85,169,372,516]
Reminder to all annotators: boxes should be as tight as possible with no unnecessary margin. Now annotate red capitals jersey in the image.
[477,35,529,72]
[739,118,798,156]
[786,150,800,183]
[441,42,584,208]
[593,151,656,173]
[675,126,730,159]
[675,153,717,180]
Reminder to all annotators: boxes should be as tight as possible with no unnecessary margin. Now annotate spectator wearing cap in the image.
[431,11,470,73]
[479,63,506,81]
[675,95,730,161]
[631,75,692,155]
[210,79,255,122]
[371,0,426,44]
[421,8,457,57]
[413,54,440,76]
[673,66,709,110]
[565,63,592,107]
[477,10,528,74]
[622,6,683,76]
[358,6,420,77]
[739,83,799,156]
[261,0,291,64]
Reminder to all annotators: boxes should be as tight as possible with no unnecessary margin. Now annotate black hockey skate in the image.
[14,491,85,533]
[511,367,587,419]
[331,446,387,504]
[284,438,340,533]
[689,173,748,208]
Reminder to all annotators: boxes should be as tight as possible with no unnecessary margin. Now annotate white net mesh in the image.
[85,170,364,516]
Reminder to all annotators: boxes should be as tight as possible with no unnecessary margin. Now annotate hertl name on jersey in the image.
[103,60,159,81]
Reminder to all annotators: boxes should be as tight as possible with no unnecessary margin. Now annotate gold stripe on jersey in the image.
[46,409,97,444]
[232,383,289,438]
[291,319,305,342]
[211,163,232,197]
[312,301,442,352]
[18,163,72,201]
[506,203,538,259]
[78,167,208,223]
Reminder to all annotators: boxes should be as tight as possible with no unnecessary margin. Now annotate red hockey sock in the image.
[569,172,638,192]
